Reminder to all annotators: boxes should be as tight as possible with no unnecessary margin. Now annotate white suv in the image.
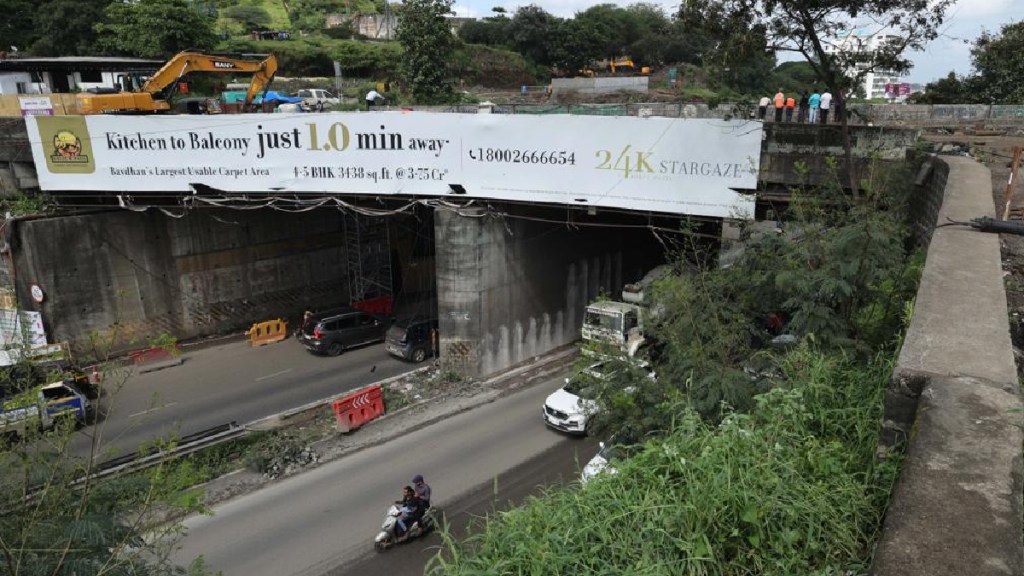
[542,362,617,435]
[295,89,340,110]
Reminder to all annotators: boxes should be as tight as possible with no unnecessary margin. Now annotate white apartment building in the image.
[824,32,904,100]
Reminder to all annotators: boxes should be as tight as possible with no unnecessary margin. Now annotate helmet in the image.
[412,474,424,483]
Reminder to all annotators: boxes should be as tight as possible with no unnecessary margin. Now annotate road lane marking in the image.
[128,402,178,418]
[255,368,294,382]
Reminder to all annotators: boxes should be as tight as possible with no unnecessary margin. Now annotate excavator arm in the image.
[78,51,278,114]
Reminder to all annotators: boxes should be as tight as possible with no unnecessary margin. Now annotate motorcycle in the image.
[374,504,437,551]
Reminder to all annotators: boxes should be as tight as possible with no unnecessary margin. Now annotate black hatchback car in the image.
[299,307,387,356]
[385,317,438,363]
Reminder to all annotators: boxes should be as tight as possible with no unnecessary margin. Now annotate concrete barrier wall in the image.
[9,209,353,353]
[550,76,649,95]
[871,156,1023,575]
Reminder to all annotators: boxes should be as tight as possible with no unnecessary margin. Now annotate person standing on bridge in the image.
[758,95,770,120]
[798,91,809,123]
[785,95,796,122]
[773,89,785,122]
[819,90,833,124]
[808,89,821,124]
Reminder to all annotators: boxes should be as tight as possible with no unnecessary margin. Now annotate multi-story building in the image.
[823,32,904,100]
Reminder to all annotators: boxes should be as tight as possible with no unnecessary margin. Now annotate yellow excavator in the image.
[77,51,278,115]
[607,58,651,76]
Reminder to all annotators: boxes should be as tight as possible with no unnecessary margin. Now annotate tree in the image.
[96,0,218,59]
[969,21,1024,104]
[458,10,513,48]
[0,336,213,576]
[702,0,954,195]
[911,72,971,104]
[548,18,603,74]
[396,0,456,104]
[29,0,114,56]
[1,0,39,54]
[624,3,672,66]
[509,5,559,66]
[223,5,273,30]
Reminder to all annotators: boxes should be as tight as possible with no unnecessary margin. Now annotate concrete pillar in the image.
[434,204,666,379]
[434,207,490,378]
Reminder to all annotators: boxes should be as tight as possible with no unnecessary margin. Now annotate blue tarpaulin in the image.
[221,90,303,104]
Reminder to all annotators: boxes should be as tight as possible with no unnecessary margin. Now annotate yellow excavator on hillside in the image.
[77,51,278,114]
[607,57,651,76]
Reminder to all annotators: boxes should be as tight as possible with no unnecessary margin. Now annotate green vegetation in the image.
[0,190,53,217]
[96,0,219,59]
[913,21,1024,104]
[396,0,456,104]
[431,349,900,575]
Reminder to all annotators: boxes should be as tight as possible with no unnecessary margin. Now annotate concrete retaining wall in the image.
[871,156,1023,575]
[759,124,919,188]
[9,208,353,353]
[550,76,648,95]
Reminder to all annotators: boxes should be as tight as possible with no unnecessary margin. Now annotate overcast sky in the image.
[450,0,1021,84]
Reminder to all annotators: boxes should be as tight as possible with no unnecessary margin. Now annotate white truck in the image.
[581,265,672,358]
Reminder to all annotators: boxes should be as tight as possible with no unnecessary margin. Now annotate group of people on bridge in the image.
[758,89,839,124]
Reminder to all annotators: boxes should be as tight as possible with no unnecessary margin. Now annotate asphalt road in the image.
[72,337,418,459]
[173,375,598,576]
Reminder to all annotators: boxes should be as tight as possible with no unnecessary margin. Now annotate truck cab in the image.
[582,301,644,356]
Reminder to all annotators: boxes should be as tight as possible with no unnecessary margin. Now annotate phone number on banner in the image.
[293,166,448,181]
[467,148,576,165]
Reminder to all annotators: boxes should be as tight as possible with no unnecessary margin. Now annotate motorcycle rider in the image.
[412,474,431,508]
[394,485,426,541]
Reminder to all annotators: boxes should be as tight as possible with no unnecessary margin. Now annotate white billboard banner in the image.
[25,113,762,218]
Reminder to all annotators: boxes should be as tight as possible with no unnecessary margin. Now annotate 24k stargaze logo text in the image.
[594,145,748,179]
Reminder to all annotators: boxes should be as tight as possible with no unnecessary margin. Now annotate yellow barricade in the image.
[245,318,288,347]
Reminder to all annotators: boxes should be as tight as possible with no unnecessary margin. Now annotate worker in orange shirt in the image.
[773,89,785,122]
[785,95,796,122]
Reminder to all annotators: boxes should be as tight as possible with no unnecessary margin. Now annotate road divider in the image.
[245,319,288,347]
[332,384,384,433]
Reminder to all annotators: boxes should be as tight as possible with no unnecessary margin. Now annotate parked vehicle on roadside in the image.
[0,381,91,437]
[542,362,616,435]
[385,317,438,363]
[581,439,623,484]
[298,307,387,357]
[543,361,652,435]
[295,88,340,110]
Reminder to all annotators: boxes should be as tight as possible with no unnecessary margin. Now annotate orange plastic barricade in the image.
[332,384,384,433]
[246,319,288,347]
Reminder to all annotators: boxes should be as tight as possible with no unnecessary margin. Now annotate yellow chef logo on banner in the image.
[36,116,95,174]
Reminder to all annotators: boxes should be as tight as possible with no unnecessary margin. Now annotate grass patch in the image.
[429,347,901,575]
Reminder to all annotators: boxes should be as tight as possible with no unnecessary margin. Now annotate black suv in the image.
[299,307,387,356]
[385,317,438,363]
